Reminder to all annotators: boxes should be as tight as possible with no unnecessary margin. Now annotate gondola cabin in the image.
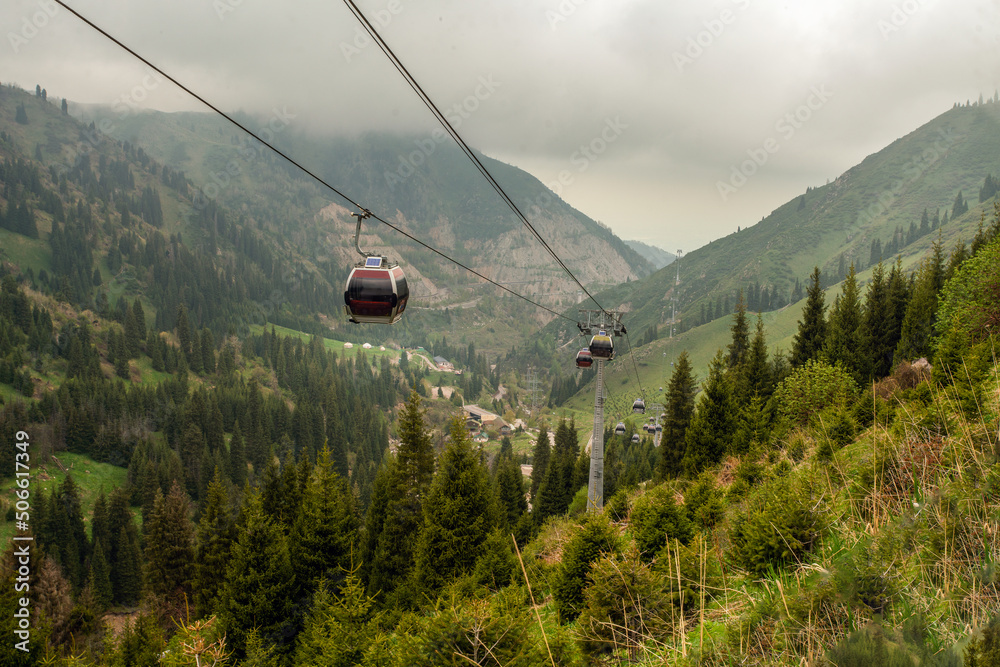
[631,434,640,444]
[344,256,409,325]
[632,398,645,414]
[575,348,594,369]
[589,330,614,360]
[614,422,626,436]
[655,424,662,432]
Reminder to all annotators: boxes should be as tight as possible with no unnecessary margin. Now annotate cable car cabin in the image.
[655,424,662,432]
[344,256,409,324]
[589,331,614,360]
[632,398,646,414]
[631,434,640,444]
[614,422,626,436]
[575,348,594,369]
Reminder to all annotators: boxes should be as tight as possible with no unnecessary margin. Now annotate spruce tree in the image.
[194,468,234,616]
[741,314,773,403]
[293,574,387,667]
[414,418,497,593]
[824,263,865,383]
[143,481,194,606]
[289,446,358,591]
[220,490,295,659]
[727,290,750,369]
[529,423,550,502]
[895,253,942,362]
[656,351,696,481]
[88,540,113,610]
[790,267,827,367]
[681,351,737,476]
[113,525,142,605]
[493,454,527,530]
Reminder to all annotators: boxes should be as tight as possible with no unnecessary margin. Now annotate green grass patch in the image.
[0,452,130,543]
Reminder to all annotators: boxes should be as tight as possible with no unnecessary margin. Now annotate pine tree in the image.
[657,351,696,481]
[228,420,248,487]
[895,247,943,362]
[529,423,550,502]
[289,446,358,591]
[414,418,497,593]
[493,454,527,530]
[113,525,142,605]
[219,490,295,659]
[144,481,195,605]
[293,574,387,667]
[681,351,737,476]
[790,267,827,367]
[88,540,113,610]
[727,290,750,369]
[824,263,865,383]
[194,468,234,617]
[741,314,773,403]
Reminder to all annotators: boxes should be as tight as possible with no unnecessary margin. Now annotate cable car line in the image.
[340,0,608,316]
[57,0,651,415]
[51,0,578,324]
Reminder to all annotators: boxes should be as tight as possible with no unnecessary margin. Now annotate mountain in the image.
[529,101,1000,410]
[624,240,676,270]
[72,106,654,303]
[596,101,1000,342]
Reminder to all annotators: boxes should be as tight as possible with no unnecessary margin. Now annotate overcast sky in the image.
[3,0,999,253]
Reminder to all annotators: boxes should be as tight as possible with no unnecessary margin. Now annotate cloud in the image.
[3,0,997,252]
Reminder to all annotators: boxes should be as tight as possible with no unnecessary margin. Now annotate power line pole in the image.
[578,309,626,512]
[671,249,683,338]
[526,366,542,415]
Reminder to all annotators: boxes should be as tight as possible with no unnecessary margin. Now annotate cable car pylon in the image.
[578,309,626,512]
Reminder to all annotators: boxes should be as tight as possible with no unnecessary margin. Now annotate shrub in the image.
[576,546,674,661]
[730,475,828,576]
[773,359,859,426]
[552,514,620,624]
[630,484,693,559]
[684,472,724,530]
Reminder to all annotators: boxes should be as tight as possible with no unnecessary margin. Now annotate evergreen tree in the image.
[414,418,496,593]
[790,267,827,367]
[657,351,696,481]
[824,263,865,383]
[88,540,113,610]
[493,454,527,530]
[895,245,944,362]
[727,290,749,369]
[14,103,27,124]
[113,525,142,605]
[290,446,358,590]
[194,468,234,617]
[366,391,434,605]
[681,351,737,476]
[220,490,295,659]
[741,314,773,403]
[293,574,387,667]
[529,423,550,501]
[144,481,195,606]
